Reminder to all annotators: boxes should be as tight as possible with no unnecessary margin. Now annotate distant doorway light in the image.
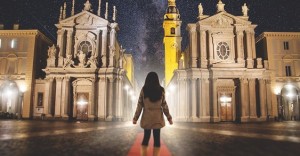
[11,39,16,48]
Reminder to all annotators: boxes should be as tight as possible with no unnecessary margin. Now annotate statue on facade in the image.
[179,53,184,69]
[242,3,249,16]
[83,0,92,11]
[47,45,57,59]
[198,3,203,16]
[63,54,74,68]
[78,50,86,67]
[87,55,98,68]
[217,0,225,12]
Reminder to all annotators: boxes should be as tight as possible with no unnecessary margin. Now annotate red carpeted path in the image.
[127,133,171,156]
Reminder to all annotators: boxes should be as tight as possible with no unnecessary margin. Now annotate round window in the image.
[216,42,230,60]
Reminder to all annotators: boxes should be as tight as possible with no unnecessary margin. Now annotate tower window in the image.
[171,28,175,34]
[0,39,2,48]
[283,41,289,50]
[285,66,292,76]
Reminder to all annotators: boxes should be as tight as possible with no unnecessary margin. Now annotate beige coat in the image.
[133,89,172,129]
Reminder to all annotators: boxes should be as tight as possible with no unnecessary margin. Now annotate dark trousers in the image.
[142,129,161,147]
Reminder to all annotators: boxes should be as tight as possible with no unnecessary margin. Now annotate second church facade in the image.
[165,0,276,122]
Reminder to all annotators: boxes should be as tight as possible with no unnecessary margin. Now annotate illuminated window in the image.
[217,42,230,60]
[0,39,1,48]
[285,66,291,76]
[171,28,175,34]
[284,41,289,50]
[11,39,16,48]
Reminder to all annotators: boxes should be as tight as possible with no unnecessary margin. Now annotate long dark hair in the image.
[143,72,164,102]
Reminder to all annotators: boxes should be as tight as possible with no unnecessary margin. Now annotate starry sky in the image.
[0,0,300,85]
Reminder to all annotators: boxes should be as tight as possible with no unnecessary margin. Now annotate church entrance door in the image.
[220,93,233,121]
[76,93,88,121]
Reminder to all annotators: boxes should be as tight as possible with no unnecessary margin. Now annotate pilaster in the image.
[211,78,219,122]
[259,79,267,120]
[54,77,63,117]
[249,78,257,119]
[240,78,250,122]
[200,30,208,68]
[101,29,108,67]
[106,77,115,121]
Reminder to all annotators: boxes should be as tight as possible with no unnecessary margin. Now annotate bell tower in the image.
[163,0,182,86]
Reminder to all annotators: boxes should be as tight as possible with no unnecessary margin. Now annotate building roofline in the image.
[256,32,300,43]
[0,29,53,44]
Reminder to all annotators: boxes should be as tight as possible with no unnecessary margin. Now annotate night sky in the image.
[0,0,300,85]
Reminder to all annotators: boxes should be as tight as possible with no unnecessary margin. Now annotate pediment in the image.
[58,11,109,27]
[200,12,252,27]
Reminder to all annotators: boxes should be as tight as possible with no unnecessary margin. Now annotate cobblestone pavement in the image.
[0,120,300,156]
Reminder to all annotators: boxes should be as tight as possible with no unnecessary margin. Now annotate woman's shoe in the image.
[141,145,148,156]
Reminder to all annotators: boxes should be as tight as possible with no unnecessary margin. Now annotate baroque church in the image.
[164,0,276,122]
[0,0,136,121]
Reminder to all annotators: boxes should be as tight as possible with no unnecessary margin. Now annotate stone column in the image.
[208,30,214,64]
[116,77,123,120]
[251,31,257,59]
[191,78,197,120]
[259,79,267,119]
[101,29,108,67]
[240,78,250,121]
[246,31,254,68]
[63,77,70,118]
[98,77,107,120]
[248,78,257,119]
[200,30,208,68]
[200,78,210,122]
[45,77,54,117]
[178,78,186,121]
[211,78,218,122]
[266,80,273,119]
[55,77,63,117]
[89,78,96,120]
[236,30,245,64]
[107,77,114,121]
[188,24,198,68]
[66,30,73,56]
[57,29,65,55]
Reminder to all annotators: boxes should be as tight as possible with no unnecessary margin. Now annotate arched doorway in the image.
[279,84,300,121]
[0,80,21,118]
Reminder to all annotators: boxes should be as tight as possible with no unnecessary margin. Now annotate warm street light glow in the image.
[169,84,176,92]
[77,100,88,105]
[274,87,281,95]
[20,84,27,93]
[129,90,134,96]
[124,85,129,90]
[286,93,295,98]
[5,89,13,97]
[220,96,232,103]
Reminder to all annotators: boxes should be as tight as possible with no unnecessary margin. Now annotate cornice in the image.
[0,29,53,44]
[256,32,300,43]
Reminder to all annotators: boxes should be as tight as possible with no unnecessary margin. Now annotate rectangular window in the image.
[37,92,43,106]
[283,41,289,50]
[11,39,15,48]
[171,28,175,34]
[0,38,2,48]
[285,66,292,76]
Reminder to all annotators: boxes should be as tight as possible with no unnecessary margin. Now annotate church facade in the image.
[165,0,276,122]
[0,0,136,121]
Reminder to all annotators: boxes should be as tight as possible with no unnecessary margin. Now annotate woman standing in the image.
[133,72,173,156]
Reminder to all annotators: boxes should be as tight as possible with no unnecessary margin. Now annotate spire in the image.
[97,0,101,16]
[83,0,92,11]
[63,2,66,19]
[71,0,75,16]
[59,6,63,21]
[105,2,108,20]
[168,0,176,6]
[113,6,116,22]
[217,0,225,12]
